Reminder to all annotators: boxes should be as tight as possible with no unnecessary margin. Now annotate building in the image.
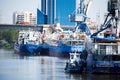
[56,0,75,25]
[41,0,47,15]
[37,0,48,24]
[37,0,56,24]
[47,0,56,24]
[37,9,47,24]
[13,12,37,24]
[37,0,75,25]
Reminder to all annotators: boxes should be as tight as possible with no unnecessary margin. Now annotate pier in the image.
[0,24,74,31]
[0,24,43,31]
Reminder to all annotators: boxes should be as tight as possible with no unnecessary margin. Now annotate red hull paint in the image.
[14,50,41,56]
[49,51,69,58]
[14,50,29,55]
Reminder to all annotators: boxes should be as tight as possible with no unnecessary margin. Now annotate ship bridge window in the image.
[100,45,106,54]
[99,44,118,54]
[112,45,117,54]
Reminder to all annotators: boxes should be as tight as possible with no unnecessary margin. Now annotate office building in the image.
[56,0,75,25]
[37,0,75,25]
[37,0,56,24]
[47,0,56,24]
[13,11,37,24]
[41,0,47,15]
[41,0,56,24]
[37,9,47,24]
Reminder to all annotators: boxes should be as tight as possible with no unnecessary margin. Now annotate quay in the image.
[0,24,74,31]
[0,24,43,31]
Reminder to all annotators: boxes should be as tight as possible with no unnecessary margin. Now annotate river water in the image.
[0,49,120,80]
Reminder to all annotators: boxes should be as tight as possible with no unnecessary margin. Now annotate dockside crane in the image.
[69,0,92,36]
[91,0,120,39]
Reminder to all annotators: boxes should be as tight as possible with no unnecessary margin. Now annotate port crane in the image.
[69,0,92,36]
[69,0,120,39]
[91,0,120,39]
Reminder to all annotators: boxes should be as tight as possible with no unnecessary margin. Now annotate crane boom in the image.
[91,0,120,39]
[69,0,92,36]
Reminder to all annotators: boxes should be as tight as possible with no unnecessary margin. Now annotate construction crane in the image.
[91,0,120,39]
[69,0,92,36]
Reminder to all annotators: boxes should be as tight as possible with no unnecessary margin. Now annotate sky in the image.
[0,0,40,24]
[0,0,108,24]
[87,0,108,24]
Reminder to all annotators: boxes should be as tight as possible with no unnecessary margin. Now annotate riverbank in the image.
[0,30,18,49]
[0,40,14,49]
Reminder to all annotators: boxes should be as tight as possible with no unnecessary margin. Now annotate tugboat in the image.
[64,0,91,73]
[65,51,87,73]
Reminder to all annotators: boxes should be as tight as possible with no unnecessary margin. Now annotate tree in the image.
[2,30,18,43]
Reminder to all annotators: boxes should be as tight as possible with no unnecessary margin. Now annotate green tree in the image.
[2,30,18,43]
[0,31,3,40]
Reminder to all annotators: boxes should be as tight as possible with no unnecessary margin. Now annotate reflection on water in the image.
[0,49,14,59]
[0,49,120,80]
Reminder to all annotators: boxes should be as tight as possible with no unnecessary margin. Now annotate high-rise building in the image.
[37,0,75,25]
[37,0,48,24]
[41,0,47,15]
[47,0,56,24]
[13,11,37,24]
[37,9,47,24]
[56,0,75,25]
[37,0,55,24]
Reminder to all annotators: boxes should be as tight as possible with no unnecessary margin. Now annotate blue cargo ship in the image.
[49,40,86,57]
[14,30,42,56]
[41,21,91,58]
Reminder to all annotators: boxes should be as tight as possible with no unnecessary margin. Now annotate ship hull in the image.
[49,51,69,58]
[14,44,42,56]
[87,54,120,74]
[92,67,120,74]
[49,45,85,58]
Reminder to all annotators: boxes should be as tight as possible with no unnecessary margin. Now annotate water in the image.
[0,49,120,80]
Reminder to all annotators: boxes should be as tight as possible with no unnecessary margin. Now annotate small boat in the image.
[65,51,87,73]
[14,30,42,56]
